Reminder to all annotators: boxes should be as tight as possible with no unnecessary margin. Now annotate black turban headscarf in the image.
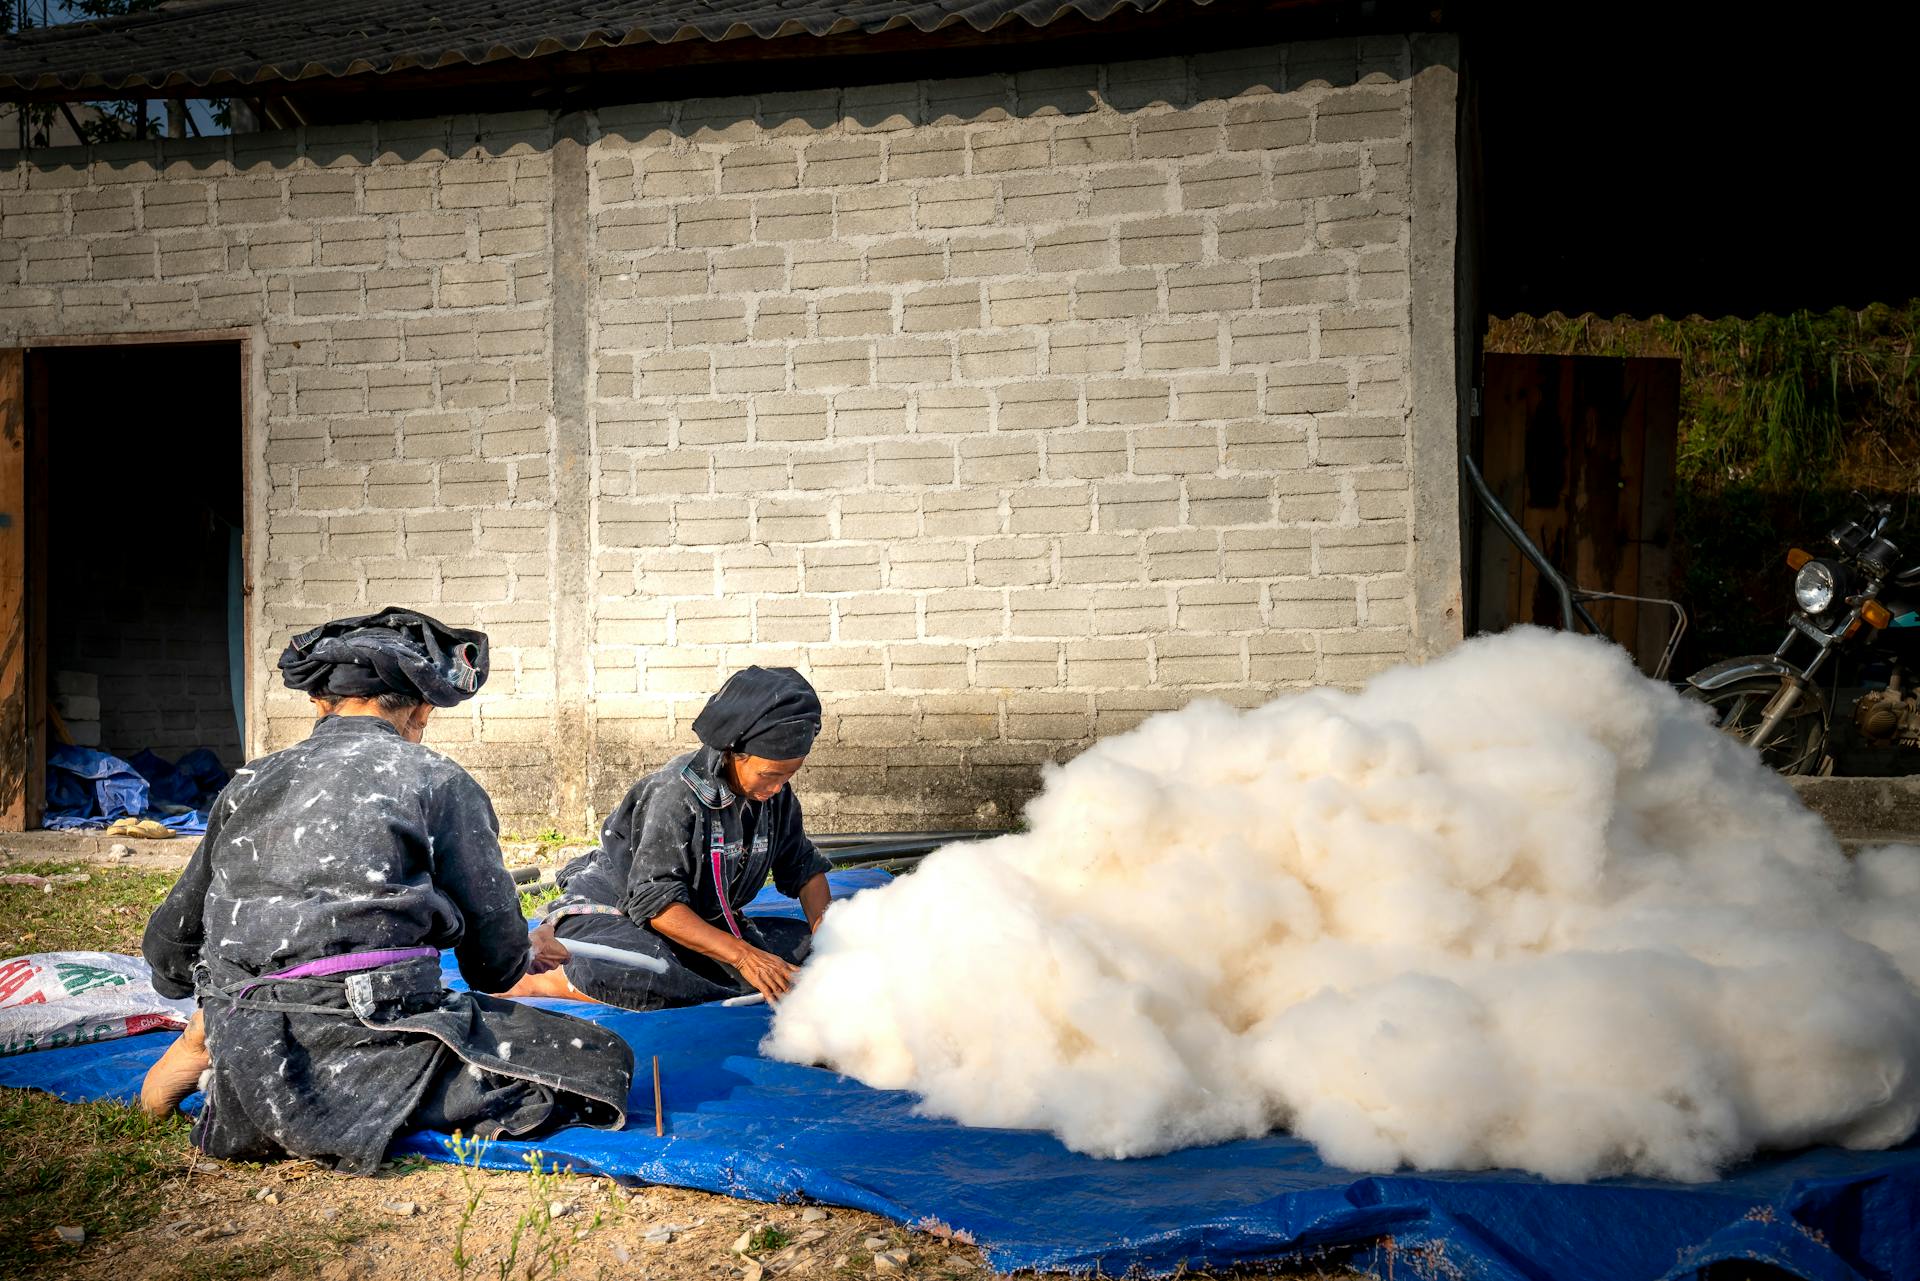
[278,608,489,707]
[692,666,822,760]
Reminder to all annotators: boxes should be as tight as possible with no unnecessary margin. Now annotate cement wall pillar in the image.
[1407,33,1468,657]
[550,111,593,830]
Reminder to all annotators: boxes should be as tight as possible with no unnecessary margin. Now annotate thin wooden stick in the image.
[652,1055,663,1137]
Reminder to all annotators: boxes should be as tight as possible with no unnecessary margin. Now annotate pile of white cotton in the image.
[766,628,1920,1182]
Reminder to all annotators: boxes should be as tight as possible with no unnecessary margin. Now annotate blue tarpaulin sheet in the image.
[43,746,224,835]
[2,870,1916,1280]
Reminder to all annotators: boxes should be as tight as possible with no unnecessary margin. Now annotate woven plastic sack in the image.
[0,951,194,1057]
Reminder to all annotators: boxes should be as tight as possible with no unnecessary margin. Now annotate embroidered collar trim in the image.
[679,748,737,810]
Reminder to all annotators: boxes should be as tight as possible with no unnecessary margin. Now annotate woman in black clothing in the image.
[509,666,833,1011]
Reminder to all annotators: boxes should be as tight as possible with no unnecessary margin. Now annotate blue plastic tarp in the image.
[128,748,229,811]
[47,746,149,823]
[3,871,1917,1280]
[43,746,221,834]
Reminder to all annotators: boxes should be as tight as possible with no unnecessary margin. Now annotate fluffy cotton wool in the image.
[766,628,1920,1181]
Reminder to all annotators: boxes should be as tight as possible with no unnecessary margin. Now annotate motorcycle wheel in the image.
[1685,676,1828,775]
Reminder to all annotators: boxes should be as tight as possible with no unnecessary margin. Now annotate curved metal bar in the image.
[1461,454,1603,634]
[1575,591,1690,680]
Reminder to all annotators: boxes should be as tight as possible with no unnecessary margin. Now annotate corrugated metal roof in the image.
[0,0,1202,95]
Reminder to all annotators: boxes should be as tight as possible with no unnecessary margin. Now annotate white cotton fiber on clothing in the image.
[765,628,1920,1181]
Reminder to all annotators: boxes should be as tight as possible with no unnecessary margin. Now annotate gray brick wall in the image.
[0,34,1460,832]
[585,40,1432,826]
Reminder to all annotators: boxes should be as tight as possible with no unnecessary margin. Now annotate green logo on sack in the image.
[53,963,131,997]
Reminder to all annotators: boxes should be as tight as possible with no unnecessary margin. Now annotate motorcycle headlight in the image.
[1795,560,1839,614]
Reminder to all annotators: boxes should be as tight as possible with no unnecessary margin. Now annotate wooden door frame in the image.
[0,327,256,832]
[1,349,25,829]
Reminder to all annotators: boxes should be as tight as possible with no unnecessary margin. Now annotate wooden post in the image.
[25,351,48,830]
[1,349,28,830]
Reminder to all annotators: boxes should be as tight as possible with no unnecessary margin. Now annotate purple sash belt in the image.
[238,945,440,998]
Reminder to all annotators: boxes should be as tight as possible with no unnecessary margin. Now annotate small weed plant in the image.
[447,1133,610,1281]
[749,1224,793,1254]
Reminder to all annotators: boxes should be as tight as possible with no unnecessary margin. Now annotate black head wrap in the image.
[692,666,822,760]
[277,607,489,707]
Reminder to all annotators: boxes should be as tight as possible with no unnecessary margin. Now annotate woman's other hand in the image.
[527,922,571,975]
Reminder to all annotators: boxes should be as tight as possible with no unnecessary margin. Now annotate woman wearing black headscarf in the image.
[507,666,834,1010]
[137,608,632,1173]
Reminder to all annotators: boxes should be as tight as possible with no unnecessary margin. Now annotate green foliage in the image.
[519,884,563,916]
[1491,304,1920,490]
[749,1224,794,1253]
[1488,302,1920,659]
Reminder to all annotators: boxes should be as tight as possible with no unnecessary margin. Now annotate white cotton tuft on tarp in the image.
[765,627,1920,1182]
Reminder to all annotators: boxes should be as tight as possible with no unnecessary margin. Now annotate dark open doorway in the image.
[0,340,245,831]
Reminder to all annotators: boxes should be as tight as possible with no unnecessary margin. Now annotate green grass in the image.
[0,862,180,957]
[519,884,563,916]
[0,1088,192,1274]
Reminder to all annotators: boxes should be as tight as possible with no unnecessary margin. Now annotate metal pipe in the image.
[1748,678,1809,753]
[1462,454,1598,633]
[824,840,975,862]
[811,831,996,849]
[1574,591,1690,680]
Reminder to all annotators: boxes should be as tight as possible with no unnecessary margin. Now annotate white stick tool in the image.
[557,939,671,973]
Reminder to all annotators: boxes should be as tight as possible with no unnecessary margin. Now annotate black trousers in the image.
[551,910,812,1011]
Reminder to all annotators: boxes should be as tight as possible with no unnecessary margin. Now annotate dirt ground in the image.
[0,844,1368,1281]
[27,1150,990,1281]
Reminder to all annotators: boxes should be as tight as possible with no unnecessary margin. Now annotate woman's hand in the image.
[730,944,800,1003]
[648,903,800,1000]
[527,922,571,975]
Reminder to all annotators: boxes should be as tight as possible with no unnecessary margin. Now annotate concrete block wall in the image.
[0,113,568,817]
[582,38,1440,825]
[0,34,1462,831]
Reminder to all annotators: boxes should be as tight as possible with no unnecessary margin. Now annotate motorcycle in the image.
[1686,501,1920,774]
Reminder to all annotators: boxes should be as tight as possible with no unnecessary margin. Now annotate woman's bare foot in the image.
[139,1008,210,1119]
[493,967,599,1002]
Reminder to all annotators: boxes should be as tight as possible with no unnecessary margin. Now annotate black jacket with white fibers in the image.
[141,714,630,1173]
[557,744,833,931]
[144,714,531,997]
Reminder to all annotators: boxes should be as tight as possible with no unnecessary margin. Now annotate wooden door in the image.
[1476,354,1680,672]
